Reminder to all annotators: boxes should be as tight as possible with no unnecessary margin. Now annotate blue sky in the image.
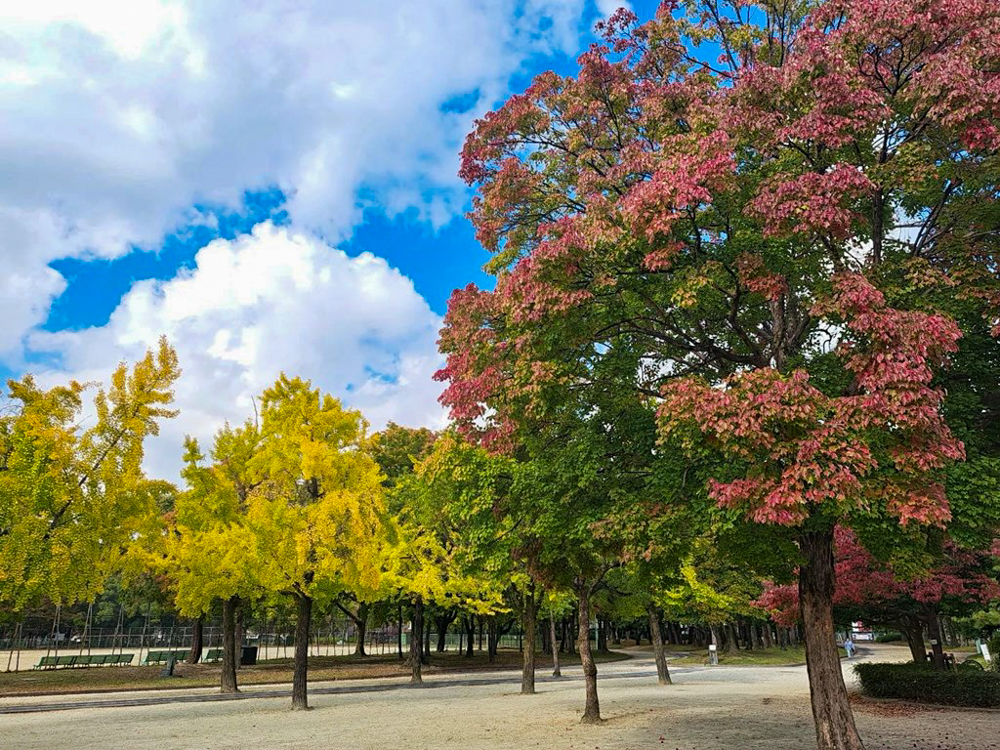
[0,0,661,477]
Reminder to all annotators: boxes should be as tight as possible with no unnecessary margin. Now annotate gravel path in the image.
[0,645,995,750]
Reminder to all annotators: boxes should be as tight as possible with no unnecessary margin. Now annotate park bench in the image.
[33,652,135,669]
[141,649,190,665]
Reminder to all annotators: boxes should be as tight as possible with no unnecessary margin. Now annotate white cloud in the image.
[30,222,449,480]
[0,0,588,358]
[595,0,633,19]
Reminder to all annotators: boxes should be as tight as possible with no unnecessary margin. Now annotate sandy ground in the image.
[0,644,996,750]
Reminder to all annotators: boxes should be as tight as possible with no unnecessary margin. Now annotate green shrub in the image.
[854,662,1000,708]
[874,632,902,643]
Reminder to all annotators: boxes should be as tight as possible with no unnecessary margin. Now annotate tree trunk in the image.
[409,596,423,683]
[798,528,865,750]
[761,621,773,650]
[550,613,561,677]
[435,612,454,652]
[521,588,538,695]
[220,597,238,694]
[353,602,369,657]
[576,586,601,724]
[292,592,312,710]
[899,618,926,663]
[188,615,204,664]
[397,603,404,659]
[648,603,672,685]
[725,622,740,654]
[464,616,475,657]
[487,619,497,663]
[924,610,946,670]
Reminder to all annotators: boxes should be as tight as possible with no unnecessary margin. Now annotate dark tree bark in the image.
[549,612,561,677]
[899,617,926,663]
[725,622,740,654]
[220,596,238,694]
[435,611,455,652]
[463,615,475,657]
[333,600,370,657]
[761,621,773,650]
[576,585,601,723]
[292,592,312,710]
[487,618,497,663]
[648,603,672,685]
[924,609,946,670]
[521,588,538,695]
[188,615,204,664]
[798,528,865,750]
[409,596,423,683]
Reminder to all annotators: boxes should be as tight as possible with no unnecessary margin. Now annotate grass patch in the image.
[667,645,846,666]
[0,649,628,697]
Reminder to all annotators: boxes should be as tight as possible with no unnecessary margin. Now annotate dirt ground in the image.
[0,644,996,750]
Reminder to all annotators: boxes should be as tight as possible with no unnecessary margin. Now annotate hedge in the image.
[854,662,1000,708]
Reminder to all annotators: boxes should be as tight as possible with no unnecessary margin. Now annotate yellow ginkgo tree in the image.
[0,337,180,612]
[159,422,263,693]
[246,374,390,710]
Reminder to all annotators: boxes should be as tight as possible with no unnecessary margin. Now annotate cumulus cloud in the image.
[30,223,449,480]
[0,0,588,358]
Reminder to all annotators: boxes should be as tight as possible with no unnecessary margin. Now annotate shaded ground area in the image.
[0,649,626,697]
[0,644,996,750]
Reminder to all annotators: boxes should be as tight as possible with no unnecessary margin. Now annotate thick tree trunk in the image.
[353,602,369,656]
[899,618,926,663]
[725,622,740,654]
[521,589,538,695]
[761,621,773,650]
[648,603,672,685]
[464,616,475,657]
[576,586,601,724]
[550,613,561,677]
[710,625,721,650]
[487,619,497,663]
[292,593,312,710]
[798,528,865,750]
[220,597,238,694]
[188,615,204,664]
[409,596,423,683]
[924,610,946,670]
[435,612,454,652]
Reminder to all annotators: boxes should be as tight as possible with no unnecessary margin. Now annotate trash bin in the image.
[240,646,258,666]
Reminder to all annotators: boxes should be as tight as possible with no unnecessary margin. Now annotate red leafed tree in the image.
[437,3,1000,749]
[756,527,1000,666]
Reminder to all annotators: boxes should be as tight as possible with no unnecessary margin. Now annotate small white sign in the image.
[708,644,717,651]
[929,639,938,646]
[981,644,993,663]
